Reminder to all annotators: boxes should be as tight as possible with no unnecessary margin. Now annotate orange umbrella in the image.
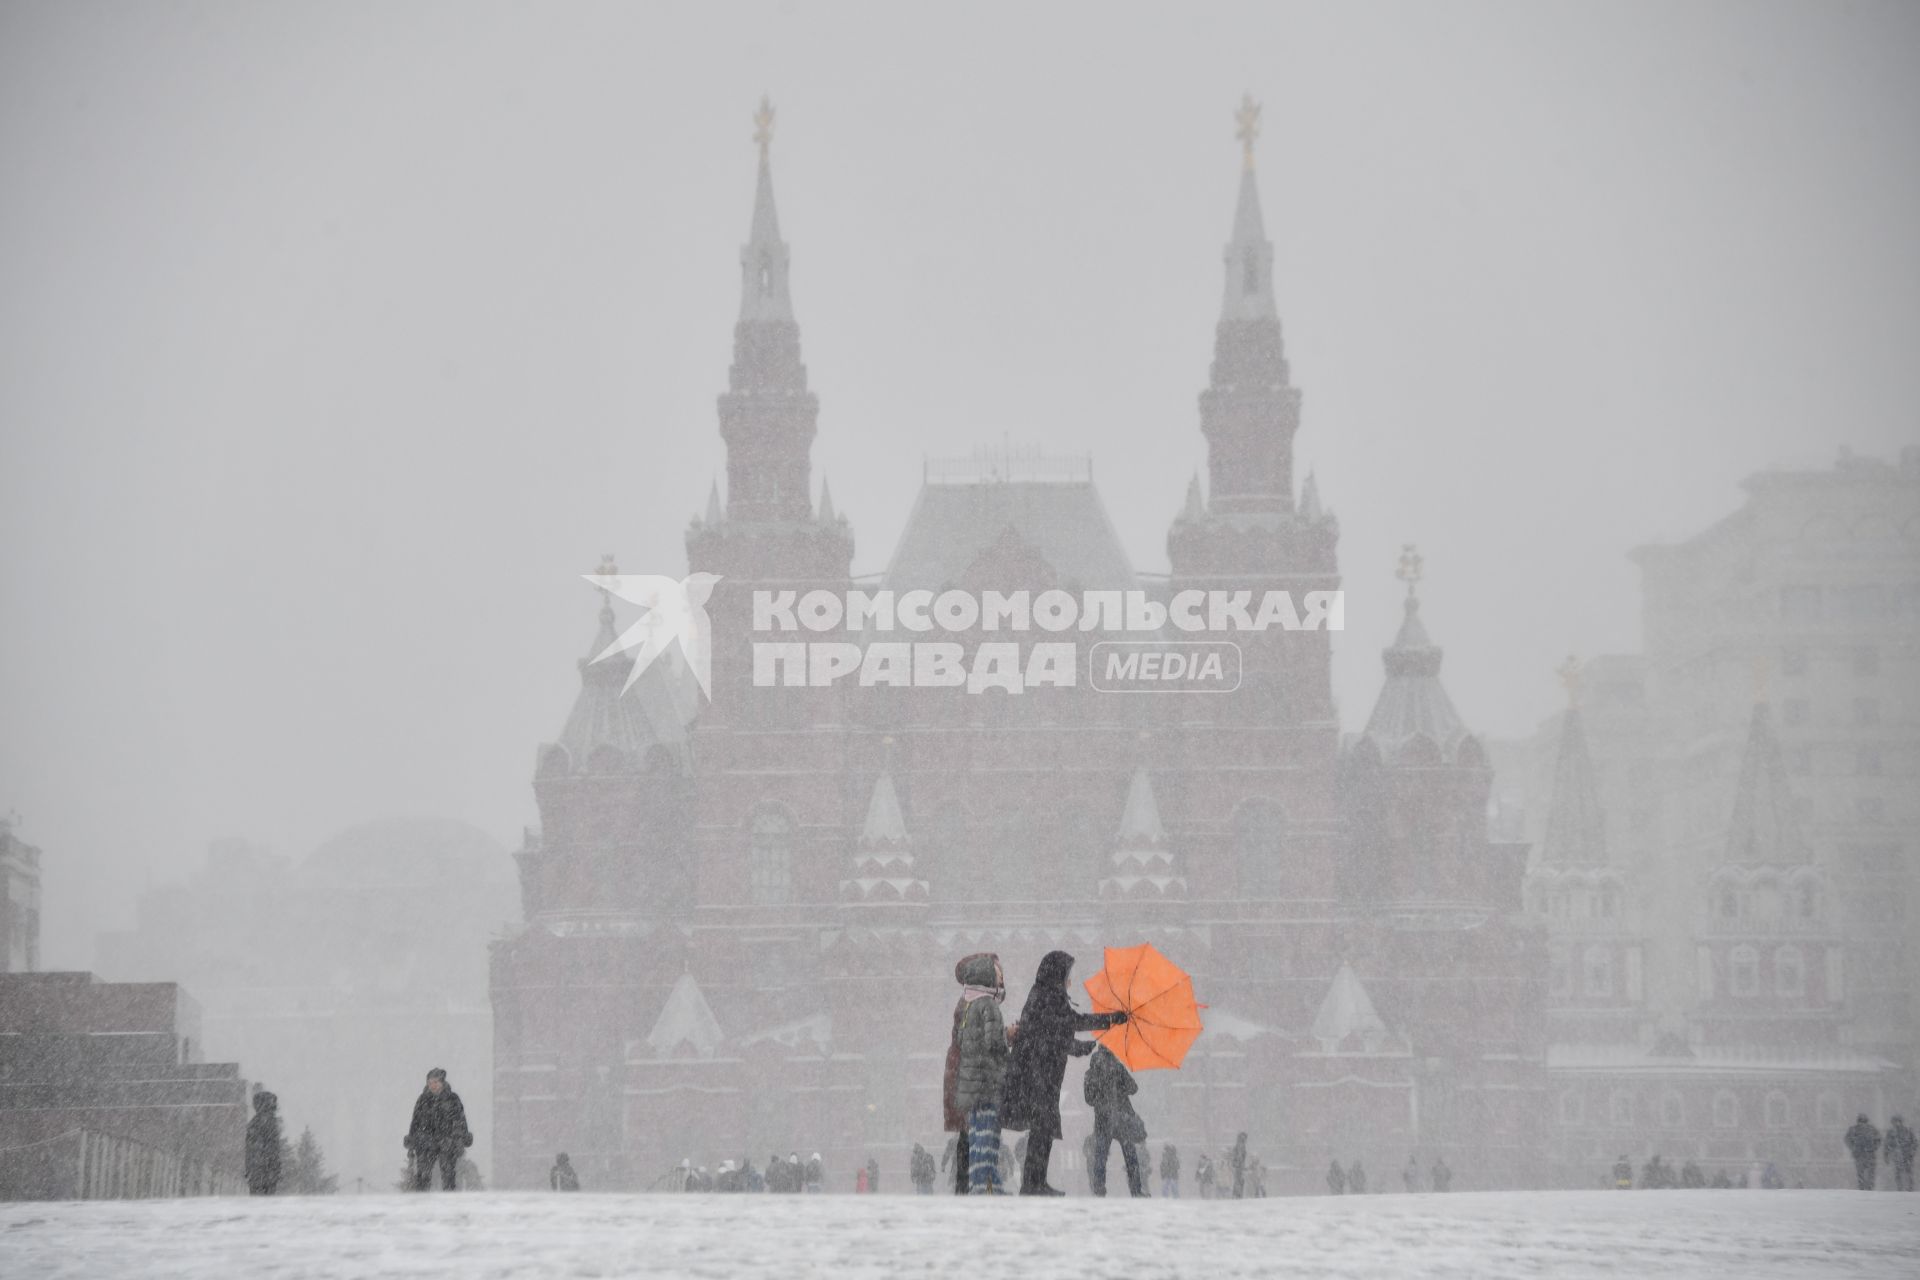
[1084,943,1205,1071]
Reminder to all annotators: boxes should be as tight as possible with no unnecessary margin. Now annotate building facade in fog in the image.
[1511,452,1919,1187]
[0,816,41,974]
[0,972,246,1199]
[490,108,1549,1193]
[96,821,515,1192]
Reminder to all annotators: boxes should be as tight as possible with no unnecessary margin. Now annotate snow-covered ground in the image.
[3,1189,1916,1278]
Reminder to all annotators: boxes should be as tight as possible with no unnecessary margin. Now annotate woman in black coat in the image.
[1001,950,1125,1195]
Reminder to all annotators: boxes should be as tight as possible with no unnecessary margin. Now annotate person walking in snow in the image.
[1001,951,1127,1196]
[246,1089,282,1195]
[911,1143,935,1194]
[1229,1133,1249,1199]
[1403,1154,1422,1193]
[550,1152,580,1191]
[805,1153,823,1193]
[1196,1152,1215,1198]
[1160,1143,1181,1198]
[953,953,1011,1195]
[866,1156,880,1195]
[405,1068,473,1192]
[1680,1160,1704,1189]
[1612,1155,1633,1189]
[1084,1043,1148,1197]
[1845,1115,1882,1191]
[1347,1159,1367,1194]
[1325,1159,1345,1196]
[1430,1157,1452,1192]
[1886,1115,1917,1192]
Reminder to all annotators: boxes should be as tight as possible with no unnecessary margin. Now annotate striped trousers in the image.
[967,1104,1002,1194]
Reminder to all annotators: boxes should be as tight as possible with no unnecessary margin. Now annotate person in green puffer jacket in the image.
[952,953,1010,1194]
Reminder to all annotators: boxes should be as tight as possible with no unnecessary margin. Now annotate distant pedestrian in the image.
[550,1152,580,1191]
[1347,1159,1366,1194]
[1430,1157,1452,1192]
[1680,1160,1704,1189]
[806,1153,823,1193]
[1612,1155,1633,1189]
[1083,1044,1148,1197]
[1229,1132,1249,1199]
[1886,1115,1916,1192]
[1001,950,1126,1196]
[404,1068,472,1192]
[855,1165,868,1194]
[911,1143,935,1194]
[1403,1154,1422,1193]
[1326,1159,1346,1196]
[866,1157,880,1195]
[1845,1114,1882,1190]
[246,1089,282,1196]
[1160,1143,1181,1198]
[1197,1153,1215,1199]
[1248,1156,1266,1198]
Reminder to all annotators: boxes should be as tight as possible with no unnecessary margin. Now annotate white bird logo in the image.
[581,572,723,699]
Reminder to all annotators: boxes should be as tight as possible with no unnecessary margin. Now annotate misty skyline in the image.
[3,0,1917,967]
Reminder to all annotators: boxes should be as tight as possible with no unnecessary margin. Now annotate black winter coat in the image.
[407,1085,473,1154]
[245,1093,282,1193]
[1084,1045,1146,1144]
[1001,951,1122,1140]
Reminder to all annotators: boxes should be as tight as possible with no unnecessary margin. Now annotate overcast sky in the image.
[3,1,1916,967]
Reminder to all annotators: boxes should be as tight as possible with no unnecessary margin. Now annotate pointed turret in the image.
[644,972,725,1059]
[1099,767,1186,901]
[1309,963,1391,1053]
[1540,672,1608,867]
[1196,92,1301,517]
[841,771,929,905]
[1298,471,1323,521]
[1725,702,1806,866]
[1360,549,1468,760]
[717,96,818,522]
[705,478,724,525]
[817,476,836,524]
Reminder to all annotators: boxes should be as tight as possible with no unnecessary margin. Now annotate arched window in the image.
[758,258,772,295]
[1232,799,1286,898]
[749,806,794,905]
[1718,887,1740,920]
[1660,1092,1684,1128]
[1729,945,1760,998]
[1713,1090,1739,1129]
[1774,946,1805,998]
[1583,945,1613,998]
[1765,1091,1791,1129]
[1796,882,1818,921]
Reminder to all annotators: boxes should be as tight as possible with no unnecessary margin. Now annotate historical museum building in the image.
[489,102,1548,1192]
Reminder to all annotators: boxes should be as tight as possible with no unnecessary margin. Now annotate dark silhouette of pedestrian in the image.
[246,1089,282,1196]
[1001,950,1125,1196]
[405,1067,472,1192]
[1845,1114,1882,1190]
[1347,1159,1366,1194]
[550,1152,580,1191]
[1885,1115,1916,1192]
[1326,1159,1346,1195]
[1083,1044,1147,1197]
